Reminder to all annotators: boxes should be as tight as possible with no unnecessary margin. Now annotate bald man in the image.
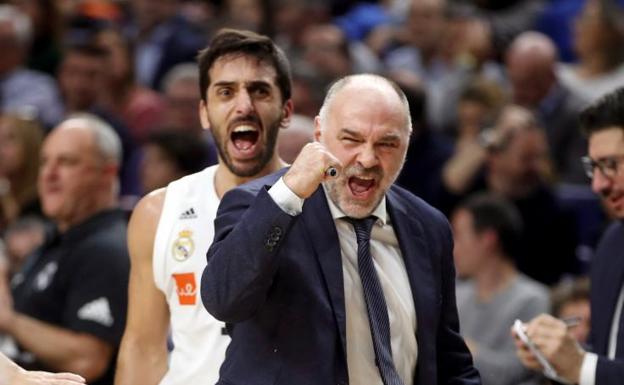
[506,31,588,183]
[202,74,480,385]
[0,114,129,385]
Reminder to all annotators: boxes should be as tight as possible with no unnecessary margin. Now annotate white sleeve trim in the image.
[268,177,304,216]
[579,352,597,385]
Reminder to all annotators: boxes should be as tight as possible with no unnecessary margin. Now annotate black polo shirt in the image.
[10,209,130,385]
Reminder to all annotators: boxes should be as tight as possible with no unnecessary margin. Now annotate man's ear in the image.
[280,99,294,128]
[314,116,322,142]
[199,99,211,131]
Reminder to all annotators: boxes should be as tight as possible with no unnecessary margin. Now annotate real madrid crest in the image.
[172,229,195,261]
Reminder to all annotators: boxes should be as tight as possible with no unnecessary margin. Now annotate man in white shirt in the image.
[515,87,624,385]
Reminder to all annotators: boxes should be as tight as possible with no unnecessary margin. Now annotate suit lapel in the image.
[386,190,437,385]
[301,188,348,358]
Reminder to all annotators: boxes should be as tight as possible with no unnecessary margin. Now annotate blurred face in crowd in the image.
[165,78,203,134]
[588,127,624,219]
[0,118,24,178]
[452,208,489,278]
[407,0,447,55]
[96,29,132,86]
[0,20,23,75]
[506,47,556,107]
[573,1,613,59]
[317,80,410,218]
[557,299,591,344]
[488,108,550,197]
[131,0,177,33]
[302,24,351,79]
[38,122,115,230]
[140,143,183,193]
[58,52,105,112]
[200,54,292,177]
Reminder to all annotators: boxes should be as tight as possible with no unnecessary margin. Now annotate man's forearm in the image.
[6,313,111,380]
[114,335,168,385]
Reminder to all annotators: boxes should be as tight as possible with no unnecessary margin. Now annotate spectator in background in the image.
[0,114,44,231]
[16,0,63,76]
[442,105,578,284]
[506,31,588,184]
[96,27,166,145]
[558,0,624,102]
[126,0,206,90]
[216,0,265,32]
[300,23,354,87]
[453,193,549,385]
[394,70,455,209]
[442,77,506,200]
[277,114,314,164]
[385,0,506,133]
[0,5,62,128]
[0,113,130,385]
[57,44,140,198]
[384,0,454,131]
[550,277,591,346]
[139,131,211,194]
[447,0,545,57]
[161,63,204,136]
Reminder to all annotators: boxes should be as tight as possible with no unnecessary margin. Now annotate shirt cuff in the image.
[579,352,597,385]
[268,177,304,216]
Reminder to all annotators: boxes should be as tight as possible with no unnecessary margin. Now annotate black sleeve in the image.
[62,237,130,345]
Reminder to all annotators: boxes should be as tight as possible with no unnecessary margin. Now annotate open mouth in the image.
[231,125,260,151]
[348,176,376,197]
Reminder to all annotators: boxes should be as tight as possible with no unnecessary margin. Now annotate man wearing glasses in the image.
[515,87,624,385]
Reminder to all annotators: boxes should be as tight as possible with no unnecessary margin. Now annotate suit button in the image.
[273,348,278,353]
[273,226,282,235]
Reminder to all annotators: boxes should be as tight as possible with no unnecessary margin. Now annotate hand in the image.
[283,142,342,199]
[10,369,86,385]
[513,314,584,383]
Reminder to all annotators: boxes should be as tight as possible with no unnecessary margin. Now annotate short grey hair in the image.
[162,62,200,93]
[0,5,32,47]
[63,113,123,165]
[318,74,412,133]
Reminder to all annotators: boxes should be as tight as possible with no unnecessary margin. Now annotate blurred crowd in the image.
[0,0,623,384]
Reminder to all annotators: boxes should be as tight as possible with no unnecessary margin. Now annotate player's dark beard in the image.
[210,113,282,177]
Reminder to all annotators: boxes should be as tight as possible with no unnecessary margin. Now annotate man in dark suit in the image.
[201,74,480,385]
[515,87,624,384]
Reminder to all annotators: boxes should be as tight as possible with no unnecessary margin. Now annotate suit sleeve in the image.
[595,356,624,384]
[201,186,296,323]
[436,218,482,385]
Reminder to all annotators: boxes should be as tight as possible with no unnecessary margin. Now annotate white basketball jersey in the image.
[153,165,230,385]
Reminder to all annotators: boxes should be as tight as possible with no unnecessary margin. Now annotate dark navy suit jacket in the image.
[201,170,480,385]
[589,220,624,384]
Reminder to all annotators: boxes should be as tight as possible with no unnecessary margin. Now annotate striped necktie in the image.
[347,217,405,385]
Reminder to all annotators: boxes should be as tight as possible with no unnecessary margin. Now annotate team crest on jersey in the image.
[172,229,195,261]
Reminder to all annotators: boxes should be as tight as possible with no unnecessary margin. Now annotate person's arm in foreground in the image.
[115,190,170,385]
[0,352,85,385]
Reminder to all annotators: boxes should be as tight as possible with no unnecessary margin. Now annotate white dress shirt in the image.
[268,178,418,385]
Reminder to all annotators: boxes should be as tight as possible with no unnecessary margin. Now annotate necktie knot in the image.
[346,216,376,244]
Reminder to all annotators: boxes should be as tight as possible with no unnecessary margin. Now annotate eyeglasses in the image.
[581,154,624,179]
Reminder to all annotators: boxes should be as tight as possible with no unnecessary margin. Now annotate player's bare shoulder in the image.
[127,188,168,261]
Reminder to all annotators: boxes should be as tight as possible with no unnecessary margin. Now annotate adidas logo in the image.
[77,297,114,327]
[179,207,197,219]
